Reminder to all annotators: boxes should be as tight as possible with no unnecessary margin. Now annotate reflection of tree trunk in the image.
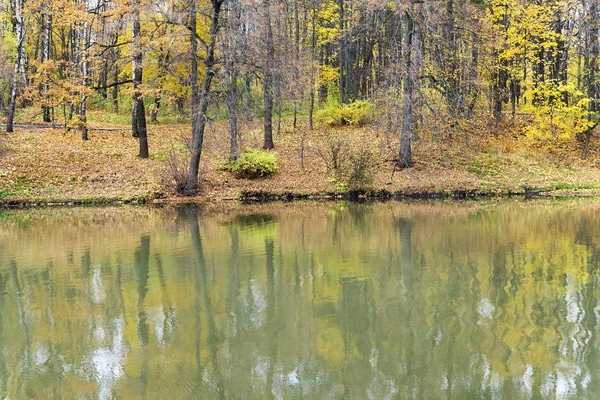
[155,254,174,344]
[43,262,57,367]
[115,257,126,317]
[398,218,413,274]
[340,277,372,396]
[0,273,7,393]
[82,249,91,278]
[264,238,277,399]
[193,228,203,389]
[10,260,31,371]
[135,235,150,345]
[188,210,226,399]
[294,251,301,294]
[134,235,150,398]
[225,230,240,331]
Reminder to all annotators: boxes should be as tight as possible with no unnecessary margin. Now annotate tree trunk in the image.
[6,0,25,133]
[308,0,316,131]
[187,0,224,190]
[399,1,422,169]
[583,0,599,160]
[244,74,253,120]
[132,0,148,157]
[292,0,299,129]
[338,0,345,104]
[225,1,240,161]
[150,51,167,123]
[112,66,120,114]
[263,0,275,150]
[443,0,460,115]
[41,6,51,123]
[80,21,89,141]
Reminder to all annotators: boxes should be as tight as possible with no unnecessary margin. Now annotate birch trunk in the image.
[80,21,89,140]
[6,0,25,132]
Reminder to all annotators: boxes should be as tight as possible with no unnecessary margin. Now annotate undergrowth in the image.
[223,149,278,179]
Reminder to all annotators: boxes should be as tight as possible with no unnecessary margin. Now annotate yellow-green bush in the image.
[223,149,278,179]
[316,100,373,127]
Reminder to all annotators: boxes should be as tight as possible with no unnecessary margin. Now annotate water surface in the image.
[0,200,599,399]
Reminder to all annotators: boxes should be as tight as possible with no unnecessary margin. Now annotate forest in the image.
[2,0,600,202]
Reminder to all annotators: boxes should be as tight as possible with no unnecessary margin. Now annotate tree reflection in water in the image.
[0,200,599,398]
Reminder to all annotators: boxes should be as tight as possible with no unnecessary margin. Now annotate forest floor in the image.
[3,118,600,207]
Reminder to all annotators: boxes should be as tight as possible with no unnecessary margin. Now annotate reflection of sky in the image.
[91,265,105,304]
[151,305,177,348]
[239,280,266,331]
[84,317,126,400]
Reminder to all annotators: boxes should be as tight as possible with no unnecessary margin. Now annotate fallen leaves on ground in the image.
[2,120,600,204]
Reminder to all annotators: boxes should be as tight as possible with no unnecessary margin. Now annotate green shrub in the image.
[224,149,278,179]
[316,100,373,127]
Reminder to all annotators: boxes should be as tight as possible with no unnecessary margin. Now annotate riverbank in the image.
[2,122,600,207]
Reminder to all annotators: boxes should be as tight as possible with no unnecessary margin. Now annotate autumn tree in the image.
[186,0,226,191]
[131,0,149,157]
[6,0,25,132]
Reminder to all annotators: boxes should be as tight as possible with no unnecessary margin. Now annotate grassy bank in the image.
[2,120,600,207]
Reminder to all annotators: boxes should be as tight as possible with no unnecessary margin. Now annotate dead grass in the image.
[2,118,600,204]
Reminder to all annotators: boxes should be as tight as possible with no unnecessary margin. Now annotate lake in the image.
[0,200,599,399]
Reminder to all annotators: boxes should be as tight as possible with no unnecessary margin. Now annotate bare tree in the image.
[398,0,422,169]
[186,0,226,191]
[223,0,242,161]
[262,0,275,150]
[583,0,600,160]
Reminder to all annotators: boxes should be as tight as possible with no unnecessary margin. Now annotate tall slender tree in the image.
[399,0,422,169]
[132,0,149,157]
[187,0,226,191]
[6,0,26,132]
[262,0,275,150]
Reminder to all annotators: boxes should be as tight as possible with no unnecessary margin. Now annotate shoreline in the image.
[2,186,600,209]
